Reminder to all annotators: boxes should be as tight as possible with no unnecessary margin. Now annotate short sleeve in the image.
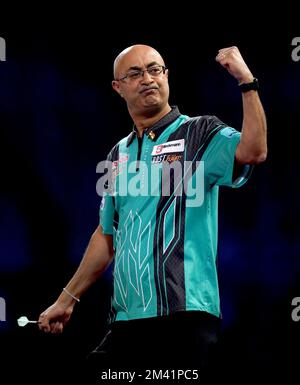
[99,192,115,235]
[98,151,115,235]
[203,126,253,188]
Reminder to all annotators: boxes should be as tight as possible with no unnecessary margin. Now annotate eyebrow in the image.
[127,61,161,71]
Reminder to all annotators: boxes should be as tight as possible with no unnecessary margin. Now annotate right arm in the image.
[38,225,114,334]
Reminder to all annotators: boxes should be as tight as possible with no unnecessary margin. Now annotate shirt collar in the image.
[126,106,181,147]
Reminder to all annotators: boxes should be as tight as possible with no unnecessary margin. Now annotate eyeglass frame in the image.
[115,64,167,82]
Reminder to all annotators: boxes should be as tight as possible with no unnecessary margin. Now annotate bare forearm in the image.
[236,91,267,164]
[58,225,113,304]
[215,47,267,165]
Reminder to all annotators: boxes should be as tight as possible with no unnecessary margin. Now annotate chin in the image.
[144,97,162,107]
[137,103,158,116]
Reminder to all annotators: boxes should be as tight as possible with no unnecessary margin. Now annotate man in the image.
[38,45,267,372]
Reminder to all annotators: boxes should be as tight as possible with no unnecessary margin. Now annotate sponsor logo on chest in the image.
[151,139,184,163]
[151,139,185,155]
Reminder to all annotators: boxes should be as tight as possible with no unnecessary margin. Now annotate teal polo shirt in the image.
[99,106,252,321]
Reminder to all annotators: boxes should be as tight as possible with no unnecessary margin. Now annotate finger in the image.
[218,46,238,54]
[54,322,63,334]
[216,47,240,63]
[40,323,51,333]
[215,52,227,63]
[51,321,63,334]
[50,321,59,334]
[38,315,50,332]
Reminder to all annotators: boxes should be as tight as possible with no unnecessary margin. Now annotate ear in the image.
[112,80,124,97]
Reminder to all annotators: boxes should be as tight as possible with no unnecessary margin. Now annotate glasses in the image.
[116,65,167,82]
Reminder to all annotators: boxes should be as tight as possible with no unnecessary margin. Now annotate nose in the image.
[141,70,154,84]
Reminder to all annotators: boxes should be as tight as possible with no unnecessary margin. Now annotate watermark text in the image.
[96,160,205,208]
[0,37,6,61]
[291,37,300,62]
[291,297,300,321]
[0,297,6,321]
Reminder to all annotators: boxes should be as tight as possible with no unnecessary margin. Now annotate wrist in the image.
[239,78,259,93]
[59,288,80,305]
[237,71,254,85]
[63,287,80,302]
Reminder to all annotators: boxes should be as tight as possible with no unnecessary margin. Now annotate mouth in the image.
[140,87,159,95]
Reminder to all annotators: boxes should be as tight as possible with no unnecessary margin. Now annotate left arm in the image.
[216,46,267,164]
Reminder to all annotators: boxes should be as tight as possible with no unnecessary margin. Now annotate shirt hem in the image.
[114,305,220,322]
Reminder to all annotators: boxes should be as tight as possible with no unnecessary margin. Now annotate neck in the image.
[131,104,172,137]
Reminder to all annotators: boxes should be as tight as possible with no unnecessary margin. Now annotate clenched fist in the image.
[216,46,254,85]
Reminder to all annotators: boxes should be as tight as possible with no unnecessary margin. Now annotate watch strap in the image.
[239,78,259,92]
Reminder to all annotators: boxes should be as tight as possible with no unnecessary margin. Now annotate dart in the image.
[17,316,39,327]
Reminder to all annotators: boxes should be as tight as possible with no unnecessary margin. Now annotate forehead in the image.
[117,48,164,73]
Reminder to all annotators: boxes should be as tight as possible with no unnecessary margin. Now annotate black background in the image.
[1,8,300,383]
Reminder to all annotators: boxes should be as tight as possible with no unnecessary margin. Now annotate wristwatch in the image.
[239,78,259,92]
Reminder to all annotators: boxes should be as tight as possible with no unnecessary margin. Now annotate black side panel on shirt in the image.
[105,144,119,325]
[106,144,120,231]
[153,115,225,316]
